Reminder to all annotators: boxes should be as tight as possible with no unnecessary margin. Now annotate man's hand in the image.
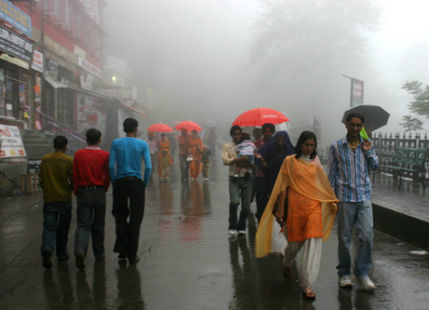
[361,140,372,152]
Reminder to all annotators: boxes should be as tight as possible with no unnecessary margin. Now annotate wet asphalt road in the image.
[0,157,428,310]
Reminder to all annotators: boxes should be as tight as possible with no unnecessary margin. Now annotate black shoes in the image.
[42,252,52,269]
[75,252,85,270]
[118,252,127,262]
[128,255,140,264]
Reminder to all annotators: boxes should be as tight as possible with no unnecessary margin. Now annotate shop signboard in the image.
[351,78,364,107]
[0,25,33,63]
[0,124,26,158]
[78,56,102,78]
[31,50,43,72]
[0,0,32,37]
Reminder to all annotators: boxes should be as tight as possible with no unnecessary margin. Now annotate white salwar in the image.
[283,236,322,290]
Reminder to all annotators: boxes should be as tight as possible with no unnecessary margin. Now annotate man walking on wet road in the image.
[222,125,253,237]
[109,118,152,264]
[328,112,379,291]
[39,136,73,269]
[73,128,110,269]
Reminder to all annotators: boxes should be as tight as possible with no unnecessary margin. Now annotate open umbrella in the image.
[342,105,390,133]
[232,108,289,127]
[174,121,202,132]
[147,123,173,133]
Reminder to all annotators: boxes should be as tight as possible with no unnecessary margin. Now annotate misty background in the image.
[103,0,429,146]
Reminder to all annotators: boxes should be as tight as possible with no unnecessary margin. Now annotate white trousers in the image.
[283,237,322,290]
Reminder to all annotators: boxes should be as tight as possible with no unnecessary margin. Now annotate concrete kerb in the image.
[372,198,429,250]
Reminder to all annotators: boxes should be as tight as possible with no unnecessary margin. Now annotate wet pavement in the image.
[0,157,428,310]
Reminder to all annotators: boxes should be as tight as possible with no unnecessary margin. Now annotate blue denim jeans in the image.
[41,201,72,259]
[228,173,252,231]
[74,187,106,259]
[337,200,374,277]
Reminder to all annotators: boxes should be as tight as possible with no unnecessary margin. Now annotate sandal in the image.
[302,289,316,300]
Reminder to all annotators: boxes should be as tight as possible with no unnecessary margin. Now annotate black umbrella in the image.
[342,105,390,133]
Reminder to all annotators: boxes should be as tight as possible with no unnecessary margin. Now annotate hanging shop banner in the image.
[0,0,32,37]
[351,78,364,107]
[0,124,26,158]
[31,50,43,72]
[78,56,103,78]
[0,25,33,63]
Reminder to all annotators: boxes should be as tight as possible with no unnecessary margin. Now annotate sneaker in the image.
[229,230,238,237]
[42,252,52,269]
[203,177,209,182]
[75,252,85,270]
[238,230,246,236]
[359,276,376,291]
[339,275,353,288]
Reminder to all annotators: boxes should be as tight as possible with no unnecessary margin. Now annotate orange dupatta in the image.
[255,155,338,258]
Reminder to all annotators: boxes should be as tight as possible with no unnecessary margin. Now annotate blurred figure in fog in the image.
[201,144,211,181]
[188,130,204,180]
[178,128,189,181]
[207,128,217,157]
[157,133,173,182]
[147,131,158,180]
[39,135,73,269]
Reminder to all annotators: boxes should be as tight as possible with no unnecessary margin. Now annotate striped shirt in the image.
[328,137,379,202]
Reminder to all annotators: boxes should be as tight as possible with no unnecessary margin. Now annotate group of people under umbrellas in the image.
[222,112,379,300]
[147,127,211,182]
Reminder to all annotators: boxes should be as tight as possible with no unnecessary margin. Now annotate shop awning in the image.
[45,77,68,89]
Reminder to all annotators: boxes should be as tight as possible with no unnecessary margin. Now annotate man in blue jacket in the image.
[109,118,151,264]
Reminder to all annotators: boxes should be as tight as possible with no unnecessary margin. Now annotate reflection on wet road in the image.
[0,158,428,309]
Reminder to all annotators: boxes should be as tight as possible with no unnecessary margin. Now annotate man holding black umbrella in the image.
[328,112,379,291]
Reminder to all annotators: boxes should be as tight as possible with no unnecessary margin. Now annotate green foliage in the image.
[400,115,423,132]
[402,80,429,119]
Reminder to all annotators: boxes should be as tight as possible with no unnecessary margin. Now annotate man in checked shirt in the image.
[328,112,379,291]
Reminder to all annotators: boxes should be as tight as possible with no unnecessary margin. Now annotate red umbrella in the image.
[147,123,174,133]
[232,108,289,127]
[174,120,202,132]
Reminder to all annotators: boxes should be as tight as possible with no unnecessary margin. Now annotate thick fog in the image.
[104,0,429,145]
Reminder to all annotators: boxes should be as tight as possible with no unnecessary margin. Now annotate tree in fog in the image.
[400,115,423,132]
[400,80,429,131]
[250,0,380,141]
[402,81,429,119]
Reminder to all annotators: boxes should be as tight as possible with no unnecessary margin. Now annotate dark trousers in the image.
[112,177,146,259]
[229,174,252,231]
[74,187,106,259]
[255,177,270,222]
[41,201,72,259]
[179,154,189,180]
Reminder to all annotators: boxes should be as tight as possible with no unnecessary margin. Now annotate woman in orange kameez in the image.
[157,133,173,181]
[255,131,338,300]
[188,130,204,180]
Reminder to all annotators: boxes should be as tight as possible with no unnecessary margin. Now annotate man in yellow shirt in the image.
[39,136,73,269]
